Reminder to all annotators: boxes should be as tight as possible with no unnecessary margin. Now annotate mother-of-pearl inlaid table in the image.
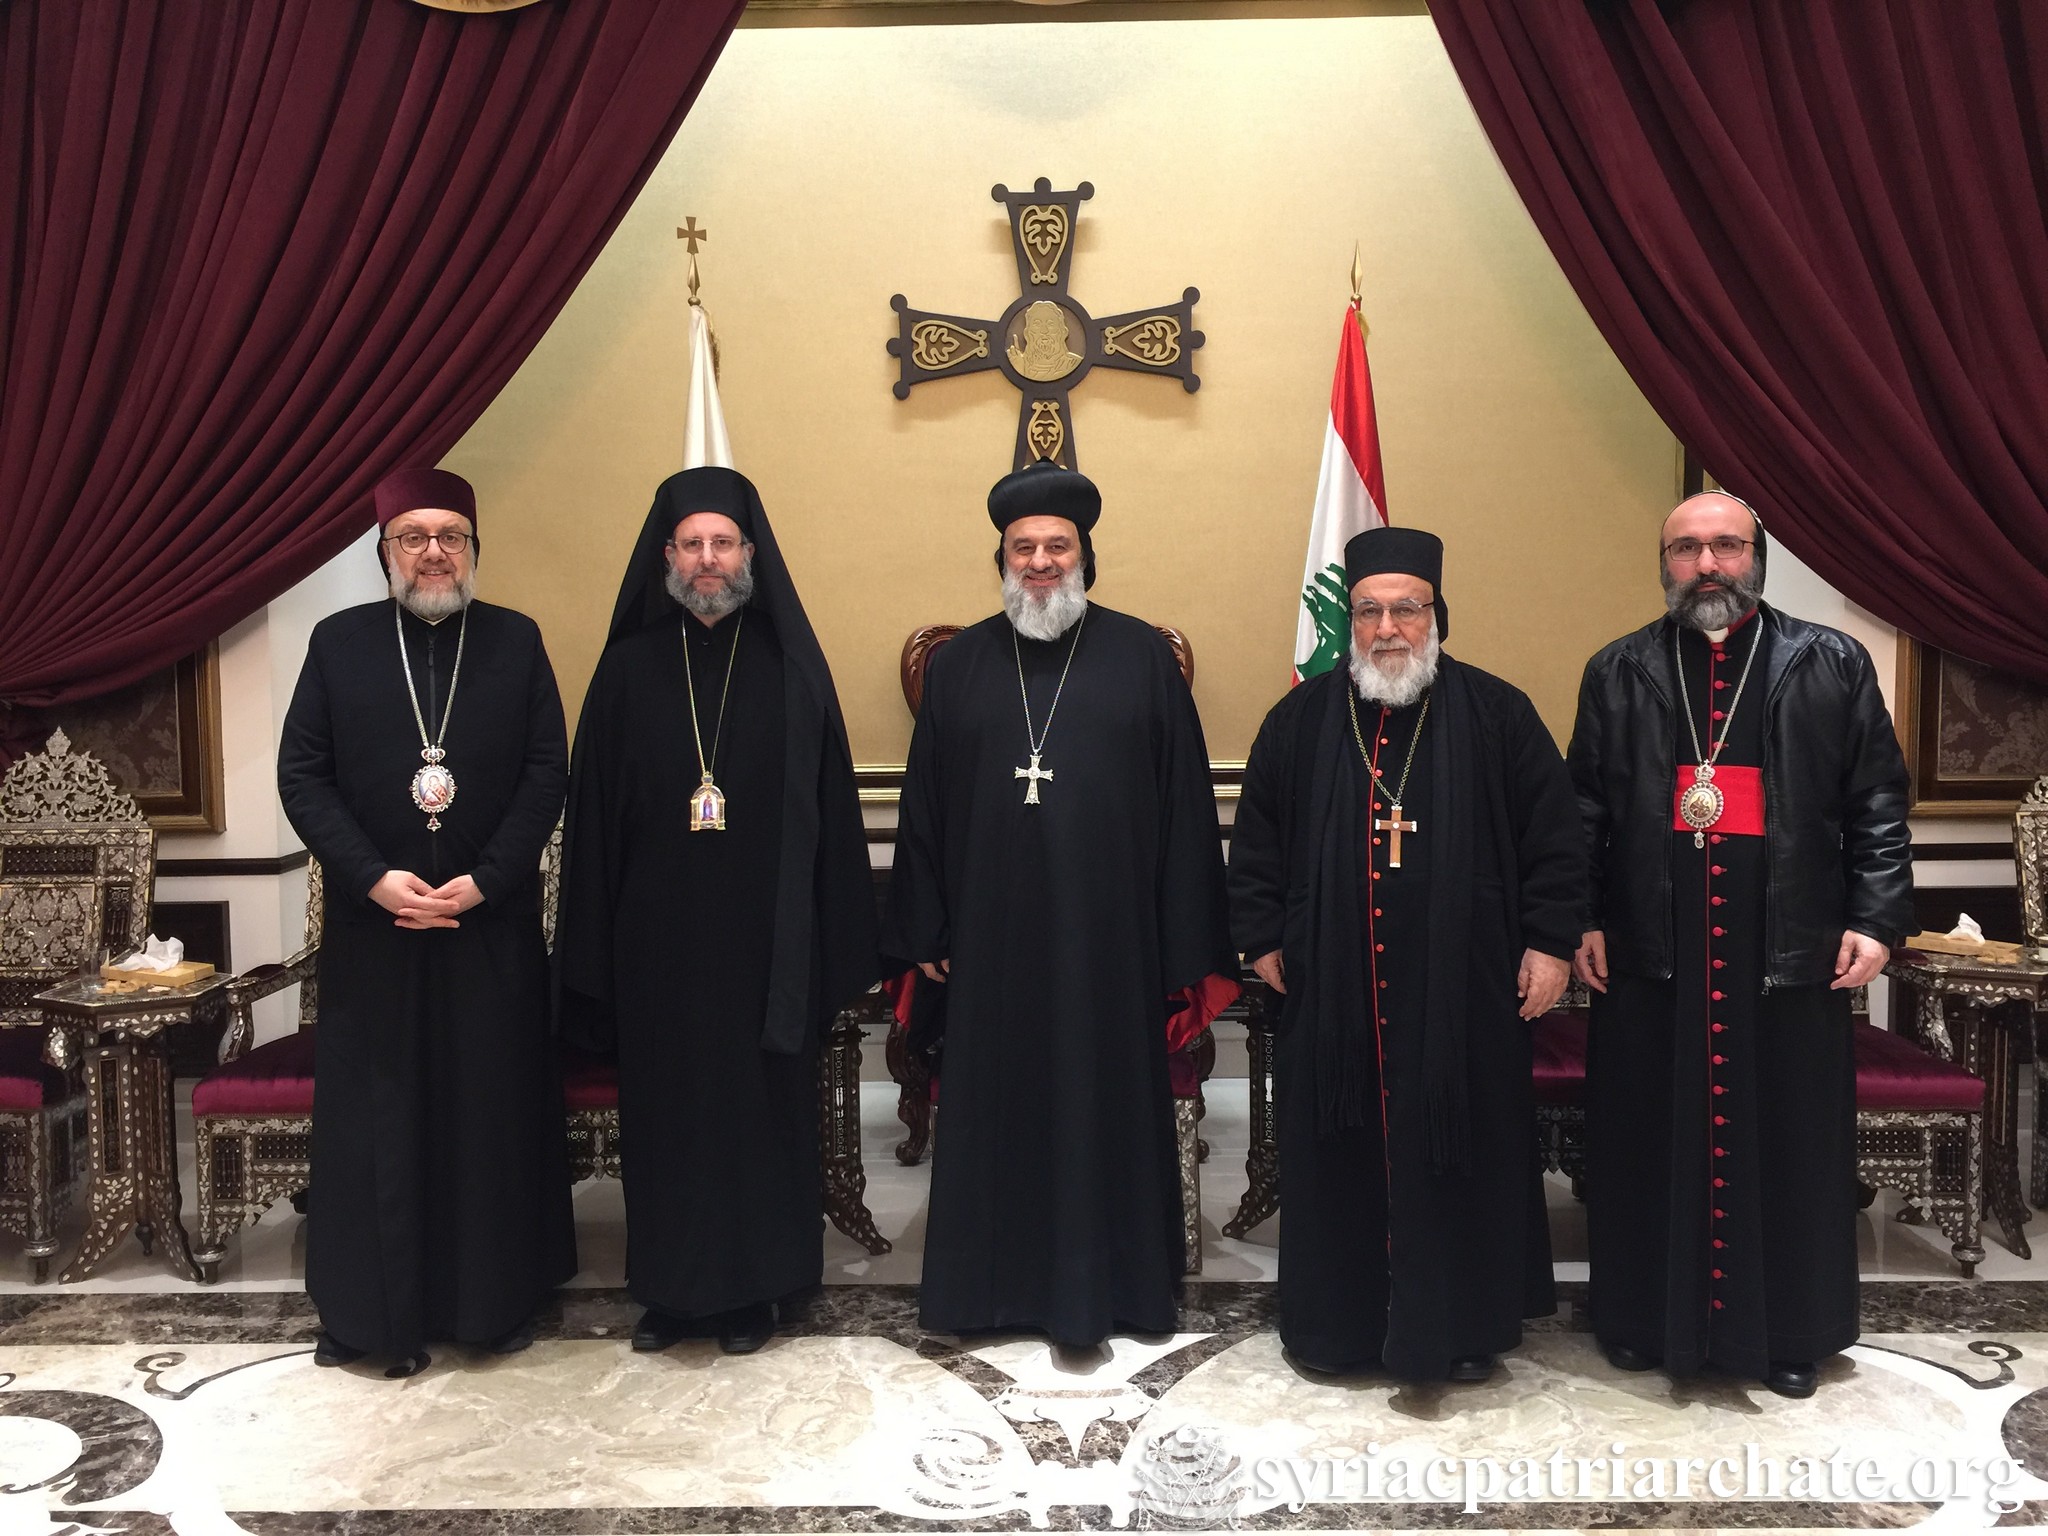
[1885,946,2048,1262]
[23,972,228,1282]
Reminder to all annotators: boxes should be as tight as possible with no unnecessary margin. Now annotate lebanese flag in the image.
[1291,304,1388,682]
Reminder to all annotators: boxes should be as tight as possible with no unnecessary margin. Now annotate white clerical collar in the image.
[1704,626,1729,645]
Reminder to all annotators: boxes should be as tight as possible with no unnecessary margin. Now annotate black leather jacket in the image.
[1566,605,1913,987]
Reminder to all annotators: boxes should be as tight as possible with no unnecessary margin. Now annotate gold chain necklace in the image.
[683,612,744,832]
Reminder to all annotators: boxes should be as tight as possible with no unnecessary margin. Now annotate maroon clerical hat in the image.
[373,467,476,530]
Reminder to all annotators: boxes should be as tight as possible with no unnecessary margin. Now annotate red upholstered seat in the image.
[1854,1021,1985,1112]
[1530,1009,1588,1106]
[0,1027,69,1112]
[558,1047,618,1111]
[191,1031,315,1117]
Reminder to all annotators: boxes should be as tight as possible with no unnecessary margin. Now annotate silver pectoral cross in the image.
[1374,803,1417,868]
[1014,752,1054,805]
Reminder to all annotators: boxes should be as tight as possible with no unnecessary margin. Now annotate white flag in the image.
[681,303,732,470]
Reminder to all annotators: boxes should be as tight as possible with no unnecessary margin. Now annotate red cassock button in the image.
[1711,834,1725,845]
[1373,908,1383,918]
[1713,926,1726,936]
[1712,990,1725,1001]
[1713,1084,1727,1095]
[1380,737,1390,746]
[1711,866,1726,876]
[1714,1115,1726,1125]
[1372,871,1381,881]
[1375,943,1385,953]
[1712,896,1726,906]
[1712,1023,1726,1032]
[1714,1240,1726,1248]
[1372,837,1382,846]
[1379,980,1388,989]
[1714,1208,1726,1219]
[1713,1299,1725,1309]
[1713,1054,1726,1064]
[1714,679,1729,691]
[1714,1148,1727,1158]
[1713,959,1726,969]
[1712,1269,1724,1279]
[1713,1177,1726,1187]
[1712,710,1725,721]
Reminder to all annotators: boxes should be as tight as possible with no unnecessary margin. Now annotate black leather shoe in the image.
[1766,1360,1817,1399]
[1446,1354,1497,1383]
[486,1318,536,1355]
[632,1308,690,1353]
[716,1302,776,1356]
[1285,1351,1380,1376]
[1603,1342,1661,1372]
[384,1350,431,1379]
[313,1331,365,1368]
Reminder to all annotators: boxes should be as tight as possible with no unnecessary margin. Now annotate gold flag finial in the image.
[678,216,708,306]
[1350,241,1369,342]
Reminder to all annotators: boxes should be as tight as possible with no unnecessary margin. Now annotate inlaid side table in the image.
[1884,948,2048,1261]
[29,973,228,1282]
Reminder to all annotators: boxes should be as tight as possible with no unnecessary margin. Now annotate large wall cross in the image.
[889,179,1203,470]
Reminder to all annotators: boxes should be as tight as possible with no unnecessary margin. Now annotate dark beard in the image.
[666,556,755,619]
[1663,565,1764,631]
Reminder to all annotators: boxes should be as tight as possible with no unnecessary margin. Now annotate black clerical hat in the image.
[986,463,1101,534]
[1344,525,1450,640]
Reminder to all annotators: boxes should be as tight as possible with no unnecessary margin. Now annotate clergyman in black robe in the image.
[887,463,1236,1348]
[1569,493,1911,1399]
[277,468,575,1377]
[553,467,878,1355]
[1230,526,1584,1383]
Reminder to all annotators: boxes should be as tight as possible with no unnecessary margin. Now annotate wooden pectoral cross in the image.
[1015,752,1054,805]
[1374,803,1417,868]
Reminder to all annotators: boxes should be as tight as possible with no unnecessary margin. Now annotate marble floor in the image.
[0,1072,2043,1533]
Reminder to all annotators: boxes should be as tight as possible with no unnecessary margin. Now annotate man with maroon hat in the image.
[1229,525,1583,1383]
[278,467,575,1376]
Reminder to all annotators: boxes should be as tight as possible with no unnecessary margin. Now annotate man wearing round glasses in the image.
[1230,525,1585,1383]
[1567,491,1911,1399]
[278,467,575,1376]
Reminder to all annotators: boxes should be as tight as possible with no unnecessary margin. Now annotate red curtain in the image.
[0,0,744,731]
[1432,0,2048,685]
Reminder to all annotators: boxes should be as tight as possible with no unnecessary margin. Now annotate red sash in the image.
[1672,763,1764,836]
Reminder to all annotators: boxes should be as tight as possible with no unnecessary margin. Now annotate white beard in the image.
[390,565,473,622]
[1349,620,1441,707]
[1002,565,1087,642]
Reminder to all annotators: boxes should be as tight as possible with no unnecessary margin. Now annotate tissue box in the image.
[99,959,216,988]
[1904,932,2023,963]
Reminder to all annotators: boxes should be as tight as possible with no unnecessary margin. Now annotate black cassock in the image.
[887,605,1233,1345]
[1586,618,1857,1377]
[554,608,875,1318]
[1229,660,1583,1379]
[278,599,575,1356]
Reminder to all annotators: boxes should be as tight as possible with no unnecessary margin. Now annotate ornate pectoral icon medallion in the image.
[1679,762,1725,849]
[690,773,727,833]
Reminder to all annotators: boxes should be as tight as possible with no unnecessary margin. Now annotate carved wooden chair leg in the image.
[882,1018,932,1166]
[1176,1098,1202,1274]
[1223,1003,1279,1238]
[819,1010,891,1255]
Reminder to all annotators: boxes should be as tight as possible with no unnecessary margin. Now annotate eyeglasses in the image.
[382,531,473,555]
[667,537,745,557]
[1350,599,1431,625]
[1663,536,1753,563]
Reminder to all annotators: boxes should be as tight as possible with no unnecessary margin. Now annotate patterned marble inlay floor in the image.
[1,1285,2047,1532]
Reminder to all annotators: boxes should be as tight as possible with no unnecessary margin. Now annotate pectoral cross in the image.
[1014,753,1054,805]
[1374,803,1417,869]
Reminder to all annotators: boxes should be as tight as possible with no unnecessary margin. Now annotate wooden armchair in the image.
[1228,980,1988,1277]
[195,827,891,1281]
[2013,774,2047,1209]
[0,730,152,1279]
[890,622,1216,1274]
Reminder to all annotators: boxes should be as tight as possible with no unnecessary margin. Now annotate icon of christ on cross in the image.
[889,179,1204,470]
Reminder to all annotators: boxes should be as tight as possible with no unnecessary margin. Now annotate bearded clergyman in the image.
[278,467,575,1377]
[553,467,876,1356]
[1229,526,1585,1383]
[1568,492,1910,1399]
[886,462,1235,1349]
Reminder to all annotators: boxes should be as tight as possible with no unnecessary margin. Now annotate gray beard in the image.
[1349,623,1441,708]
[1663,566,1764,631]
[666,555,755,620]
[389,565,473,622]
[1002,566,1087,642]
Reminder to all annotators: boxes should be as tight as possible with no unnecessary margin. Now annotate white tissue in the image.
[112,935,184,972]
[1946,914,1985,944]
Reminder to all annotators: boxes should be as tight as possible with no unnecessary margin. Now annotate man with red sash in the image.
[1568,492,1911,1398]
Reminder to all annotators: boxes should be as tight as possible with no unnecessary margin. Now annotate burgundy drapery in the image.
[0,0,744,732]
[1432,1,2048,686]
